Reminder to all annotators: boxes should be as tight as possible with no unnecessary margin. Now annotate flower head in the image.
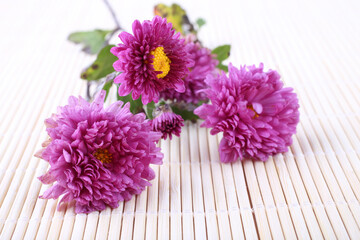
[111,16,193,105]
[151,105,184,140]
[36,91,163,213]
[195,63,300,162]
[160,38,218,104]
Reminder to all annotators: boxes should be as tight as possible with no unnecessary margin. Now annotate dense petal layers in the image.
[160,39,218,104]
[37,90,163,213]
[195,63,300,162]
[111,16,193,104]
[151,111,184,140]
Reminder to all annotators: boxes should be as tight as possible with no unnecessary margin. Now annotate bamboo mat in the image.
[1,0,360,239]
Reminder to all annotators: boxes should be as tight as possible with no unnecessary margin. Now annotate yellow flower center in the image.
[93,148,112,164]
[150,47,171,79]
[247,105,259,118]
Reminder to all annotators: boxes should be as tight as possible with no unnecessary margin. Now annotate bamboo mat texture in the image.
[1,0,360,239]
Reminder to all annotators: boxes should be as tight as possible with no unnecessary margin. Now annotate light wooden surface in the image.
[1,0,360,239]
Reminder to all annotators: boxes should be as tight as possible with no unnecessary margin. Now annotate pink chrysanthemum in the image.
[160,39,218,104]
[36,90,163,213]
[111,16,193,105]
[195,63,300,162]
[151,106,184,140]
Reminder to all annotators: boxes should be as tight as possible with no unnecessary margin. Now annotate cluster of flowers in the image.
[36,16,299,213]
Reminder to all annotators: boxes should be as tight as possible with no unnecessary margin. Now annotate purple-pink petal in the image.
[160,38,218,104]
[195,63,300,162]
[151,112,184,140]
[111,16,193,105]
[36,90,163,213]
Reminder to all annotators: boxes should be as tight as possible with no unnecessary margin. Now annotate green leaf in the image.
[171,105,199,122]
[212,45,231,62]
[155,4,194,34]
[144,101,156,119]
[212,45,231,72]
[196,18,206,29]
[102,81,113,101]
[116,88,144,114]
[68,29,112,54]
[81,45,117,81]
[217,63,228,72]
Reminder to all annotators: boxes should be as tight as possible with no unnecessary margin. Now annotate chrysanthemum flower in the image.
[36,90,163,213]
[195,63,300,162]
[111,16,193,105]
[151,105,184,140]
[160,38,218,104]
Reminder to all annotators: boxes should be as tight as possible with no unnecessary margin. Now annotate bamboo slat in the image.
[1,0,360,239]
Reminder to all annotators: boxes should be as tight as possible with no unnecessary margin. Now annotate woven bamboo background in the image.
[1,0,360,239]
